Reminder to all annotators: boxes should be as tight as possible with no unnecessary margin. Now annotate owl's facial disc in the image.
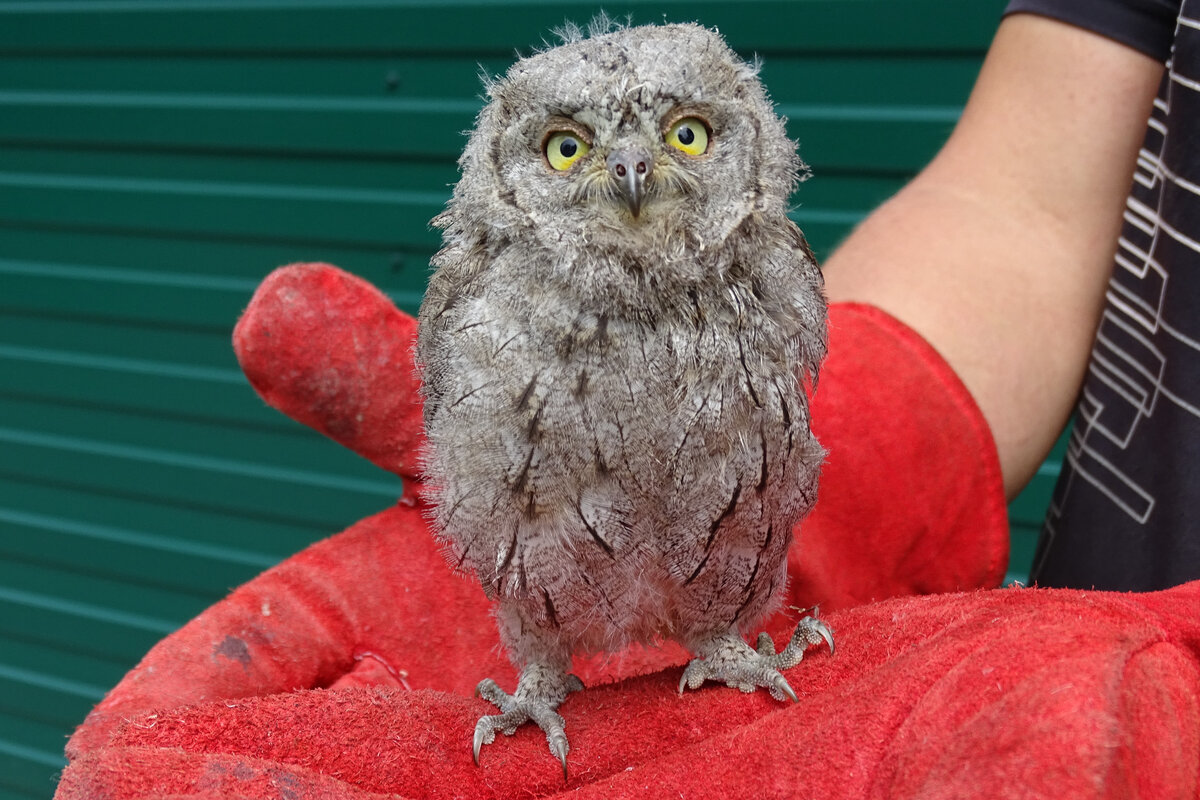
[605,147,653,218]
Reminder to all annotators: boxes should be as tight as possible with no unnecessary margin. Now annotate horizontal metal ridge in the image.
[0,170,447,207]
[0,662,106,701]
[0,584,177,634]
[0,426,402,496]
[0,506,278,569]
[0,736,65,769]
[0,257,261,292]
[0,343,245,384]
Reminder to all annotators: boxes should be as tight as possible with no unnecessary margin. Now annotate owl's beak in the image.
[607,147,653,218]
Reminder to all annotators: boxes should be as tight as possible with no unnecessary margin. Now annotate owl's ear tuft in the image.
[477,67,503,101]
[746,54,764,78]
[548,19,585,47]
[586,11,629,39]
[547,12,628,48]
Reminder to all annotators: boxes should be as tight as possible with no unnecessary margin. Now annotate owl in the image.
[416,19,831,775]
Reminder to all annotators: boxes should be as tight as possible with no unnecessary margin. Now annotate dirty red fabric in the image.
[232,262,426,481]
[56,263,1200,799]
[57,553,1200,799]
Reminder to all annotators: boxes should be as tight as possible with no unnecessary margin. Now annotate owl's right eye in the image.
[545,132,591,171]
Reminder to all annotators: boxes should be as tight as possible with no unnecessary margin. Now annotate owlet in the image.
[416,19,831,775]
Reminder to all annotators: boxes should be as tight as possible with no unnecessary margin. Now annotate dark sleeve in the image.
[1004,0,1180,62]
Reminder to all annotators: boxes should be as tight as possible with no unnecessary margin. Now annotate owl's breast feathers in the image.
[417,239,823,649]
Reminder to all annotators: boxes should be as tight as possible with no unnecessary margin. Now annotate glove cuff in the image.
[788,301,1009,610]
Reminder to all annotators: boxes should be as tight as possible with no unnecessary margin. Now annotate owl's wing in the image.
[416,238,490,422]
[752,215,827,384]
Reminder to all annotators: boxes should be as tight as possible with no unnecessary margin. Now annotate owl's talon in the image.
[475,677,500,702]
[789,615,835,661]
[678,658,707,695]
[472,719,489,765]
[551,735,569,780]
[818,623,835,656]
[772,673,798,703]
[473,707,527,766]
[755,631,777,656]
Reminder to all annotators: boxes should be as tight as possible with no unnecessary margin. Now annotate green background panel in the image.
[0,2,1020,795]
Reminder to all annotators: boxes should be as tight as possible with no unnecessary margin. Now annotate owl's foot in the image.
[679,613,834,702]
[472,664,585,778]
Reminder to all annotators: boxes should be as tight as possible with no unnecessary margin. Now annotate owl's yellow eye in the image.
[665,117,709,156]
[545,132,591,170]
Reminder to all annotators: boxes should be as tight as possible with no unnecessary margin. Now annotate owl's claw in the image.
[771,673,799,703]
[782,614,835,660]
[471,669,583,778]
[551,734,569,780]
[680,614,834,702]
[472,708,520,765]
[810,617,836,657]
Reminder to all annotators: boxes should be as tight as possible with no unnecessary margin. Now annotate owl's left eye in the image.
[545,132,591,171]
[665,117,710,156]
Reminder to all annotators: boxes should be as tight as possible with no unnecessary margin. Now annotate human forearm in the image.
[822,13,1163,498]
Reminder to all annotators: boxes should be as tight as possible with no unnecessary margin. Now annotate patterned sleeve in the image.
[1004,0,1181,62]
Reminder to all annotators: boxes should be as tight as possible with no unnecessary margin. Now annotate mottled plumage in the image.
[417,20,830,773]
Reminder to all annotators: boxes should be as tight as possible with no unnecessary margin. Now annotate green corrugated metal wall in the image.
[0,1,1033,795]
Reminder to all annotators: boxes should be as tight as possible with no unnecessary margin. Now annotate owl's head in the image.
[443,21,805,267]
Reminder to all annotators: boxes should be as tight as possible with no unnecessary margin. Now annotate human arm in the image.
[821,12,1164,498]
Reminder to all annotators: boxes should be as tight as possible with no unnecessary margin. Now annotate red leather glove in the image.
[59,566,1200,799]
[70,262,1163,800]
